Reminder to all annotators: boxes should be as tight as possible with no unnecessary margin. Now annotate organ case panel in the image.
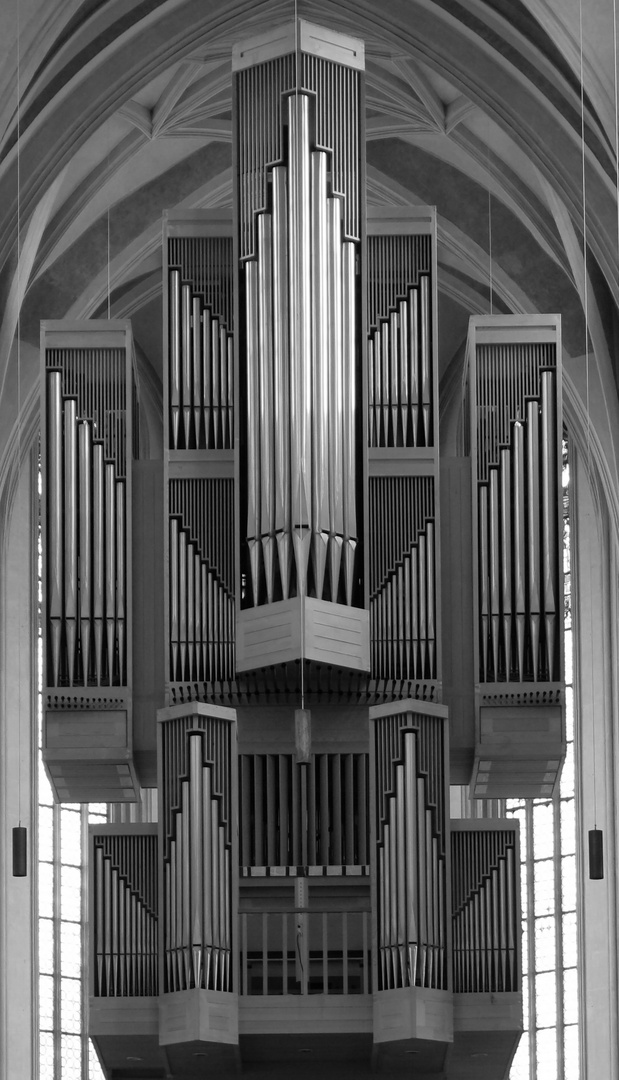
[233,21,369,674]
[41,321,139,803]
[467,316,565,797]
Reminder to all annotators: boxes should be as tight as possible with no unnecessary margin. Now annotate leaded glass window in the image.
[507,440,578,1080]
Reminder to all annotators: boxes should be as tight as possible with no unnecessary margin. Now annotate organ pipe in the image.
[64,399,78,684]
[78,421,91,683]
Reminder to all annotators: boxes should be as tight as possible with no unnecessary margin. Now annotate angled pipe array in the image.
[369,477,436,682]
[168,479,235,685]
[451,826,519,992]
[160,712,234,993]
[45,348,128,687]
[373,711,447,991]
[367,235,433,448]
[237,50,362,610]
[473,342,559,683]
[168,256,234,451]
[92,831,158,997]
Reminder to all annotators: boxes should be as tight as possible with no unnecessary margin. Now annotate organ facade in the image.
[39,19,563,1080]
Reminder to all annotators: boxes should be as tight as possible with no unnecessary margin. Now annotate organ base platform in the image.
[236,597,370,674]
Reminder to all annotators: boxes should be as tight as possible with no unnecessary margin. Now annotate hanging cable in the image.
[13,0,27,878]
[580,0,603,879]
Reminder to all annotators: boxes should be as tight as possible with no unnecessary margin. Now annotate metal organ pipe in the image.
[116,480,125,684]
[257,213,275,602]
[181,284,192,448]
[311,152,330,599]
[189,734,204,986]
[342,241,357,605]
[541,369,558,677]
[272,166,291,598]
[513,422,526,680]
[78,421,92,684]
[526,399,541,678]
[105,462,116,684]
[202,309,212,449]
[288,93,312,594]
[93,443,105,683]
[489,468,501,680]
[48,371,63,686]
[245,259,261,606]
[500,448,512,678]
[169,269,181,447]
[64,399,78,685]
[192,296,202,447]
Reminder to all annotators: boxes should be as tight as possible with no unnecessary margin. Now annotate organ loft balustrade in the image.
[35,15,568,1080]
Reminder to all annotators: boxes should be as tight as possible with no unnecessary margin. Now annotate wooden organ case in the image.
[41,320,140,803]
[32,18,573,1080]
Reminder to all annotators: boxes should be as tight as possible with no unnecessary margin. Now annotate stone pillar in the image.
[0,451,37,1080]
[572,444,619,1080]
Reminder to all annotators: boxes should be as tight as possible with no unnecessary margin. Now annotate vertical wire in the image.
[579,0,596,827]
[294,0,305,708]
[107,207,111,319]
[16,0,23,830]
[487,119,493,315]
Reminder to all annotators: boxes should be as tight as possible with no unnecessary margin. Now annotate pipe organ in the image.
[41,321,139,803]
[31,18,573,1080]
[467,317,564,798]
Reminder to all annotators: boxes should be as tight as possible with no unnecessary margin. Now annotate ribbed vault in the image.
[1,0,618,496]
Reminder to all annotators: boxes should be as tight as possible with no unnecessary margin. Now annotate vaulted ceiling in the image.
[1,0,618,486]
